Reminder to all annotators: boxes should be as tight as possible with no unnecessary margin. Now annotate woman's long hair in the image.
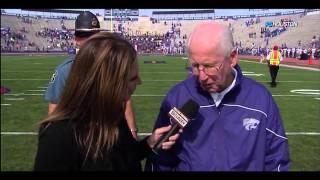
[41,32,138,162]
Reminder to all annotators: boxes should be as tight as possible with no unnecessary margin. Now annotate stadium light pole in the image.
[110,9,113,33]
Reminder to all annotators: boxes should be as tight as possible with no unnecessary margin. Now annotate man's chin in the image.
[201,85,220,93]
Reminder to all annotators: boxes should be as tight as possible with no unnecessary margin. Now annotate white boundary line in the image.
[1,79,48,81]
[27,90,46,92]
[1,132,319,136]
[3,93,320,97]
[1,79,318,83]
[1,104,11,106]
[4,97,25,100]
[240,59,320,71]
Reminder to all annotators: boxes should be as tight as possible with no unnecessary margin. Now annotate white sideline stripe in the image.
[140,72,186,73]
[3,71,49,73]
[243,74,264,76]
[3,93,320,97]
[0,132,153,136]
[142,80,181,82]
[240,60,320,71]
[5,98,25,100]
[27,90,46,92]
[1,79,48,81]
[260,81,316,83]
[1,104,11,106]
[1,132,38,135]
[1,79,319,83]
[132,95,164,97]
[266,128,288,140]
[1,78,184,81]
[286,132,320,135]
[5,94,43,96]
[272,95,319,97]
[1,132,319,136]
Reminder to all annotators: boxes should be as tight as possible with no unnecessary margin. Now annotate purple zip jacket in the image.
[145,64,290,171]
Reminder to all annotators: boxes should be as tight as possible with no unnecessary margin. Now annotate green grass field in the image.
[1,55,320,171]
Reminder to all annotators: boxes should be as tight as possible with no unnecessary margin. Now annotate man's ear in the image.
[230,49,238,67]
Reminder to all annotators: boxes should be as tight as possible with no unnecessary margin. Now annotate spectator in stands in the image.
[145,22,290,171]
[266,45,283,87]
[34,32,180,171]
[44,11,139,140]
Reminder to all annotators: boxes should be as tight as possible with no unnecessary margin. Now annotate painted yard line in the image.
[2,71,49,73]
[140,72,186,73]
[4,98,25,100]
[1,132,319,136]
[132,95,164,97]
[1,79,48,81]
[272,95,319,97]
[3,93,320,97]
[27,90,46,92]
[1,132,38,135]
[2,79,317,83]
[260,81,318,83]
[5,94,43,96]
[142,80,181,82]
[1,104,11,106]
[243,73,264,76]
[286,132,320,135]
[240,60,320,71]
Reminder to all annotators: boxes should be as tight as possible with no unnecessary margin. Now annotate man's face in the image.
[75,36,88,49]
[189,52,235,93]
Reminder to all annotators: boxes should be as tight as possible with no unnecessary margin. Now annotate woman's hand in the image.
[147,125,182,150]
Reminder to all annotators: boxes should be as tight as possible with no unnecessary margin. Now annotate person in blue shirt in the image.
[44,11,139,140]
[145,22,290,171]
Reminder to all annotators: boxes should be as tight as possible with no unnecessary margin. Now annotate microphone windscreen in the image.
[179,99,200,119]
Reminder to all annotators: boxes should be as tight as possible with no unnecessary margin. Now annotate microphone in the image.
[152,99,199,154]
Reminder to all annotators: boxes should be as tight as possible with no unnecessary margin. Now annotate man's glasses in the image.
[191,62,224,75]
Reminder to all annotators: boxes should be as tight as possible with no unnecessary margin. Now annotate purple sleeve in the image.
[264,96,291,171]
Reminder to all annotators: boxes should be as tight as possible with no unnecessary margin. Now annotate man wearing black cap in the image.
[44,11,139,140]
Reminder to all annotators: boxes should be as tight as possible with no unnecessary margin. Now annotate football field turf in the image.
[1,55,319,171]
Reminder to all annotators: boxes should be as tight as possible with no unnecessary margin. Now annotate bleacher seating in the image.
[1,10,320,54]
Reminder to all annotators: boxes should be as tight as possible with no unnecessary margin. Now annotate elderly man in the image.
[145,22,290,171]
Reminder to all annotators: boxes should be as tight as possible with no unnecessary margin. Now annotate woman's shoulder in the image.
[39,120,74,140]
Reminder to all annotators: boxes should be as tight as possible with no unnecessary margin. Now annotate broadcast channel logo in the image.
[265,21,298,27]
[265,21,273,27]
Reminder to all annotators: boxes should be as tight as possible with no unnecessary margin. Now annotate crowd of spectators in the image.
[1,12,319,59]
[1,26,36,52]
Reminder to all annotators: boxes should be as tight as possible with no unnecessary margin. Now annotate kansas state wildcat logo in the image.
[243,118,260,131]
[50,71,58,83]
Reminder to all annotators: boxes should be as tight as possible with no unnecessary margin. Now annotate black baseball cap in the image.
[75,11,101,37]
